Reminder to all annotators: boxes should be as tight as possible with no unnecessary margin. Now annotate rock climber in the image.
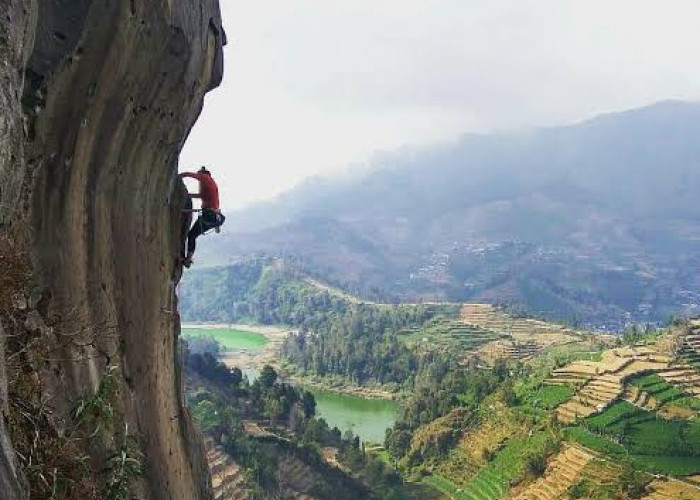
[179,166,225,268]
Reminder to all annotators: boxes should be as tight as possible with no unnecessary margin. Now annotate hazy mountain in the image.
[199,101,700,328]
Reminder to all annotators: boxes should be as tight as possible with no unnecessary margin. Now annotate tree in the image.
[259,365,278,389]
[301,390,316,419]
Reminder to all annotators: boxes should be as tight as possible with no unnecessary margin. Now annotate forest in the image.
[184,339,409,499]
[181,259,459,385]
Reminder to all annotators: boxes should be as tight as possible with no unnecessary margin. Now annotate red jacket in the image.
[181,172,220,210]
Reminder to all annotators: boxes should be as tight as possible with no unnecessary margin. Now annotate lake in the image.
[309,388,397,444]
[182,327,268,351]
[182,326,397,443]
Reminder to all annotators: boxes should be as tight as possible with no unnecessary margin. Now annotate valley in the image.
[181,259,700,499]
[3,2,697,500]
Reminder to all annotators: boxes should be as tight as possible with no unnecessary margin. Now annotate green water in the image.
[182,327,268,351]
[309,388,397,444]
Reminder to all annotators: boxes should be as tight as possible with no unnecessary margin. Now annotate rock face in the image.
[0,0,224,498]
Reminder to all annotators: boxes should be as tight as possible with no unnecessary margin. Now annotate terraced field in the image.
[512,445,595,500]
[430,431,554,500]
[410,321,700,500]
[626,373,700,417]
[565,400,700,477]
[205,439,247,500]
[460,304,583,346]
[640,478,700,500]
[554,372,625,423]
[402,319,503,355]
[548,346,681,424]
[657,365,700,396]
[680,344,700,371]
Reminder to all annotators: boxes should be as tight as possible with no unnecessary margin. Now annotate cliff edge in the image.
[0,0,224,498]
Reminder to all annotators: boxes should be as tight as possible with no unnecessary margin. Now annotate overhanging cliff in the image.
[0,0,224,498]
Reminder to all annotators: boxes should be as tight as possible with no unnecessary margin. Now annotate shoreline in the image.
[286,374,398,401]
[182,323,400,401]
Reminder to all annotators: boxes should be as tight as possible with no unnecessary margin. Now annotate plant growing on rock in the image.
[104,429,144,500]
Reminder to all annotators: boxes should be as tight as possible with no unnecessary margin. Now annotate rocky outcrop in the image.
[0,0,224,498]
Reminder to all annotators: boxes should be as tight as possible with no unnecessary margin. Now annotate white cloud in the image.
[180,0,700,210]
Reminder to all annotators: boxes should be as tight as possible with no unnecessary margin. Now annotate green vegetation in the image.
[399,319,502,354]
[71,365,120,435]
[629,373,700,410]
[618,324,661,346]
[459,431,557,500]
[186,348,409,499]
[679,345,700,370]
[567,462,648,500]
[180,258,700,498]
[519,384,574,411]
[565,401,700,475]
[182,327,268,351]
[180,259,266,322]
[184,259,458,386]
[104,437,144,500]
[422,475,468,499]
[423,431,558,500]
[386,359,513,464]
[382,358,567,498]
[11,364,145,500]
[563,426,627,456]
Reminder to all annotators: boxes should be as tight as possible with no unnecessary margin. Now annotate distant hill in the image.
[199,101,700,329]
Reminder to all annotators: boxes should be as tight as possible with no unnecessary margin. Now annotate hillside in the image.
[381,320,700,500]
[181,258,700,499]
[200,101,700,329]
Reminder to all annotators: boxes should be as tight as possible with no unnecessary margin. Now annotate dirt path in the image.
[304,278,376,304]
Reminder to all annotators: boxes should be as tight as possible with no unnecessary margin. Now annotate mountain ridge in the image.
[200,100,700,328]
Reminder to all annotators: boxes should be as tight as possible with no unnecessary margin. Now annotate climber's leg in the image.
[183,210,223,268]
[181,196,193,259]
[184,216,205,267]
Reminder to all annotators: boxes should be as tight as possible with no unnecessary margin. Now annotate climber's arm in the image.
[179,172,203,197]
[179,172,200,180]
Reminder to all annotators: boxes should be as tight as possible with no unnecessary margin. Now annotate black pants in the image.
[187,209,225,256]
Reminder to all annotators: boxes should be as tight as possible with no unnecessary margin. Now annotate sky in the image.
[180,0,700,211]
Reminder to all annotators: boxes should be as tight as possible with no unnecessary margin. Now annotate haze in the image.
[180,0,700,210]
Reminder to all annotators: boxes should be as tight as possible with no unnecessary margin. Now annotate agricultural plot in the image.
[453,431,553,500]
[401,319,503,356]
[550,346,682,424]
[641,478,700,500]
[448,325,502,349]
[627,373,700,416]
[668,324,700,374]
[679,345,700,371]
[568,401,700,476]
[513,444,595,500]
[520,384,574,411]
[460,304,583,347]
[204,438,247,500]
[555,373,624,424]
[657,366,700,396]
